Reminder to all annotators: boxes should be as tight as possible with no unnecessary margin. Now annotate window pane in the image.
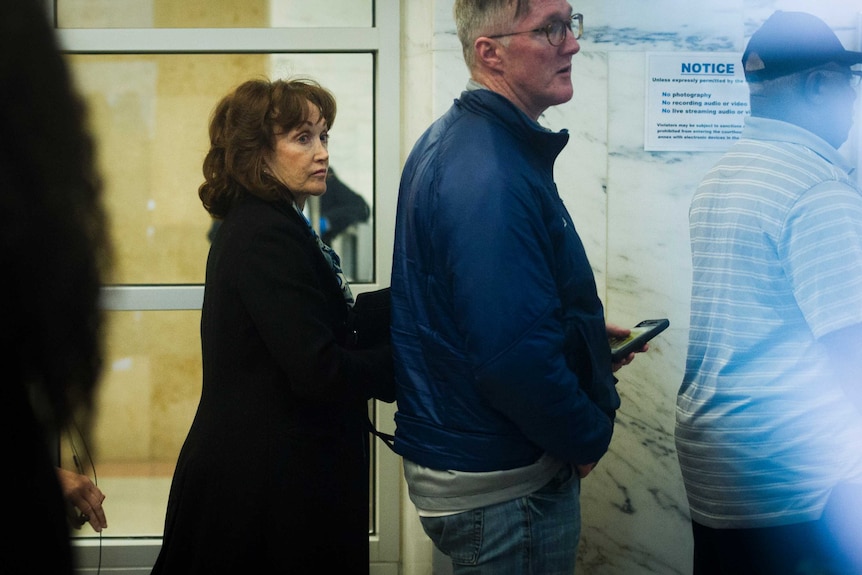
[56,0,374,28]
[64,310,201,538]
[66,52,375,285]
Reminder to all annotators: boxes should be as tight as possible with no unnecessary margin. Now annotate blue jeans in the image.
[420,464,581,575]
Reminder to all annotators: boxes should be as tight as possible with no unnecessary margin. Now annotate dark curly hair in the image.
[0,2,111,437]
[199,78,337,218]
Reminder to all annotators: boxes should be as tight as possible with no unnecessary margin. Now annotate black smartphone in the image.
[609,318,669,362]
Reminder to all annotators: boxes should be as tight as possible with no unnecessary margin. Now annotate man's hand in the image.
[607,322,648,372]
[576,463,597,478]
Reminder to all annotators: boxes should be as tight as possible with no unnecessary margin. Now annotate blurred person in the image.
[390,1,641,572]
[319,167,370,245]
[675,11,862,575]
[151,78,394,575]
[1,1,112,573]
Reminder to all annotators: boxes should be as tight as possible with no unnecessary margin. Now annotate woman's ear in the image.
[261,152,274,175]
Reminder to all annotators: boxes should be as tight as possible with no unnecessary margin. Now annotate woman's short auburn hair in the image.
[199,77,337,217]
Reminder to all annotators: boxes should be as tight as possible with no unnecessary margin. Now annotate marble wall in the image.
[403,1,862,573]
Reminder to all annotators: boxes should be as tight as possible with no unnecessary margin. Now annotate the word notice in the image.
[645,53,750,152]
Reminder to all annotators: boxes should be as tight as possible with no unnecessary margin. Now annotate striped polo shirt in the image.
[676,116,862,529]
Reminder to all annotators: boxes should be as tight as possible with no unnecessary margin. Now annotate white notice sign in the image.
[645,53,750,152]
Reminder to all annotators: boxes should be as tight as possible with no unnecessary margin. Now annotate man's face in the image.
[819,65,860,149]
[498,0,580,120]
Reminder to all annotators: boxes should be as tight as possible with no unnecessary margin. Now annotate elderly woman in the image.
[152,78,393,575]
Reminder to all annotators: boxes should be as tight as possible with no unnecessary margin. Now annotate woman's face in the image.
[265,100,330,209]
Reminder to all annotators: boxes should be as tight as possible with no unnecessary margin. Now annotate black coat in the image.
[152,193,393,574]
[15,392,74,575]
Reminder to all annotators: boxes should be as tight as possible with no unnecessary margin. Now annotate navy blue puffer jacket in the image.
[390,89,619,472]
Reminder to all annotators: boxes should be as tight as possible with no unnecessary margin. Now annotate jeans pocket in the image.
[420,509,483,565]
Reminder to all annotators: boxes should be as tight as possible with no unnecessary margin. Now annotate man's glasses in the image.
[486,13,583,46]
[822,69,862,88]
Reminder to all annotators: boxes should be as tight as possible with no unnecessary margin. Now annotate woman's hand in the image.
[56,467,107,532]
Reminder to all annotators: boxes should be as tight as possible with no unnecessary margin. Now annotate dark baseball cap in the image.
[742,11,862,81]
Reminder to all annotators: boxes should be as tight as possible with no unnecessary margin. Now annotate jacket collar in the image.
[457,86,569,163]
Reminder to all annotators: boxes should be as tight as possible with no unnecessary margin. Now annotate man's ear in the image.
[802,69,834,104]
[474,37,504,71]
